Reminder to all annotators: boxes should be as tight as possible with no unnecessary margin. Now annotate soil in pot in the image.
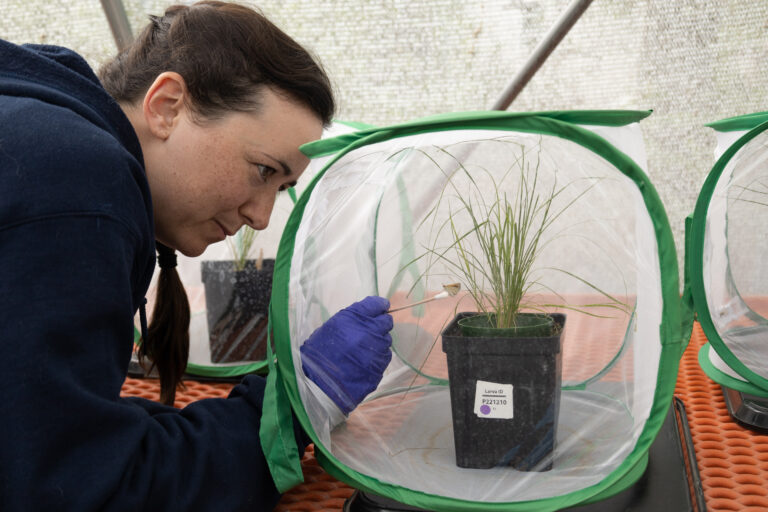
[200,259,274,364]
[442,312,565,470]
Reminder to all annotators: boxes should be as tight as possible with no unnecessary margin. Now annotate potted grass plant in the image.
[417,146,627,470]
[200,226,274,364]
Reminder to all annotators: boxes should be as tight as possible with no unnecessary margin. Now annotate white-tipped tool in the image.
[387,283,461,313]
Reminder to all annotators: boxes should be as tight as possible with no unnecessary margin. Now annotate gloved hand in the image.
[300,296,393,415]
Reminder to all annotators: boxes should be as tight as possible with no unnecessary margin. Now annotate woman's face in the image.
[142,86,323,257]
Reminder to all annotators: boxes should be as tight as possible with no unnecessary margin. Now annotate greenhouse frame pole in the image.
[101,0,133,51]
[492,0,593,111]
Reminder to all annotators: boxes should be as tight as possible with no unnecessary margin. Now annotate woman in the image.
[0,2,392,510]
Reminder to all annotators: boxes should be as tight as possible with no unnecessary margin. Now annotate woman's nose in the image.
[240,189,277,231]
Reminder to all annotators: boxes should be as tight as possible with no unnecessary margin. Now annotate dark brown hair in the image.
[143,243,190,405]
[99,1,335,405]
[99,1,335,124]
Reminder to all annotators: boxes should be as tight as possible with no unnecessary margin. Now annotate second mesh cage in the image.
[263,111,688,511]
[690,112,768,429]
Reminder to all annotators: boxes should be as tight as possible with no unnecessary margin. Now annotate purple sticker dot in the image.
[480,405,491,415]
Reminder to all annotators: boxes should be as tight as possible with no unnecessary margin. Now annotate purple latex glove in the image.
[300,296,393,415]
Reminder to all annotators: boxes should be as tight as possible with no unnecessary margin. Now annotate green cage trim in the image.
[260,309,304,491]
[698,343,768,397]
[301,110,652,158]
[689,119,768,392]
[184,360,267,378]
[267,110,684,511]
[705,111,768,132]
[680,215,696,360]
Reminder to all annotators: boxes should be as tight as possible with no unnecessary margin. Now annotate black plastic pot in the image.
[200,259,274,364]
[441,312,565,470]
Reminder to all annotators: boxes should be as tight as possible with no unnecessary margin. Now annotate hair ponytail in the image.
[139,242,190,405]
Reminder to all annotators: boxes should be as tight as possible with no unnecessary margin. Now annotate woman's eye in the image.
[256,164,277,182]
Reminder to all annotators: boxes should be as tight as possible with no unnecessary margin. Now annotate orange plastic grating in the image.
[676,323,768,512]
[121,377,234,408]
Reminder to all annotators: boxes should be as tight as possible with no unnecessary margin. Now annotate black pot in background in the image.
[200,259,274,364]
[441,312,565,470]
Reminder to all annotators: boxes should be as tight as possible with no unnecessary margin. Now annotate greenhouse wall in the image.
[3,0,767,279]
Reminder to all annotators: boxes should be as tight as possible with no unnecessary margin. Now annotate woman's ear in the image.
[142,71,188,140]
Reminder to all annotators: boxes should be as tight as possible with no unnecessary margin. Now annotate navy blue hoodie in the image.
[0,40,300,511]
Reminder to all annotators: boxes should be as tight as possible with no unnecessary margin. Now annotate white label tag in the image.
[473,380,514,419]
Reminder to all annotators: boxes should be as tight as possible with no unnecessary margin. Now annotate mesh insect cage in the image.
[690,112,768,430]
[261,111,689,511]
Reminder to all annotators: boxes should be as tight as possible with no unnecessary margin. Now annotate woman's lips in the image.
[214,220,233,239]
